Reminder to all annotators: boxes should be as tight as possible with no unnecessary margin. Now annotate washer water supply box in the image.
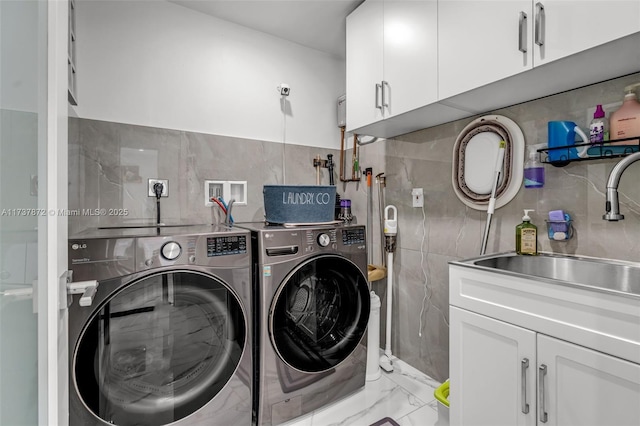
[263,185,336,224]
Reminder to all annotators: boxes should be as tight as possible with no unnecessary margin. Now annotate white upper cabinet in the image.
[438,0,534,100]
[439,0,640,100]
[346,0,640,138]
[346,0,384,131]
[346,0,438,132]
[383,0,438,119]
[533,0,640,66]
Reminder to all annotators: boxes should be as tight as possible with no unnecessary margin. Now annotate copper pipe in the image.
[352,133,358,180]
[339,126,346,182]
[315,154,322,185]
[338,127,360,182]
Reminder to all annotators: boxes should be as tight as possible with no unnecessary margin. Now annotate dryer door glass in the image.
[271,255,370,373]
[73,271,246,426]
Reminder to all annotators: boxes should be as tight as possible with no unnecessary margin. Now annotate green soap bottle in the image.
[516,209,538,255]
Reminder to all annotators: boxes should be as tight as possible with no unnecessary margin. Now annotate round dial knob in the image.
[161,241,182,260]
[317,233,331,247]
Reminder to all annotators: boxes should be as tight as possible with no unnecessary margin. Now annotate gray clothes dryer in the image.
[67,225,252,426]
[238,223,370,425]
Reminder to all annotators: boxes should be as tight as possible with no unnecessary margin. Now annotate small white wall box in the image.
[205,180,247,206]
[337,94,346,127]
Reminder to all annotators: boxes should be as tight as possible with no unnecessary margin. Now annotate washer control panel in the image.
[342,227,366,246]
[304,228,337,253]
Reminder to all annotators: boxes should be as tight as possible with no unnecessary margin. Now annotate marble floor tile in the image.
[383,360,441,405]
[396,402,440,426]
[281,359,443,426]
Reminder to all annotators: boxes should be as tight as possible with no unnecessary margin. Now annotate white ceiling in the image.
[169,0,363,59]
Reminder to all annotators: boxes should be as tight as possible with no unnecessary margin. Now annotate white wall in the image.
[75,0,346,149]
[0,0,38,112]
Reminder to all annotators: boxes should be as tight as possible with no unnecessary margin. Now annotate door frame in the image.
[38,0,69,424]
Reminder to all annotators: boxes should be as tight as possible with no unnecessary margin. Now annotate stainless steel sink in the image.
[453,252,640,298]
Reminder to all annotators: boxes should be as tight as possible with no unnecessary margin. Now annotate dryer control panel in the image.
[206,235,248,257]
[137,231,250,271]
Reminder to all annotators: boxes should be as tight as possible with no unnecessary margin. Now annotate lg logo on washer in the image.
[70,243,89,264]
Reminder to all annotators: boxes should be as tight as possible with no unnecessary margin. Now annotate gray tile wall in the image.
[68,71,640,383]
[376,72,640,382]
[68,118,372,235]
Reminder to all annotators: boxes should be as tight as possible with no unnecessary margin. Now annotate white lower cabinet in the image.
[451,306,640,426]
[538,334,640,426]
[450,307,536,426]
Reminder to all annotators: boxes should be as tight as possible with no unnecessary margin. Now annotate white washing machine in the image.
[67,225,253,426]
[237,223,370,425]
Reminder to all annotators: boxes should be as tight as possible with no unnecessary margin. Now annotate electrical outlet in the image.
[148,179,169,197]
[411,188,424,208]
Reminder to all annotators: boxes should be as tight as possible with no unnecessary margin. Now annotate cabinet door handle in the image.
[521,358,530,414]
[518,12,528,53]
[535,2,545,46]
[539,364,548,423]
[375,83,382,110]
[381,80,389,108]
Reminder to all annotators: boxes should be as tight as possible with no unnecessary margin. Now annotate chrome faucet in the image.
[603,151,640,221]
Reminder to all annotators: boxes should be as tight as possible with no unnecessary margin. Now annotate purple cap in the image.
[340,199,351,207]
[594,105,605,119]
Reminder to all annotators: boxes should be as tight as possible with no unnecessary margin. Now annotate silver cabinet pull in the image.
[521,358,530,414]
[518,12,528,53]
[382,80,390,108]
[539,364,548,423]
[375,83,382,110]
[535,2,545,46]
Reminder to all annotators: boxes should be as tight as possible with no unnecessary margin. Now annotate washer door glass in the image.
[73,271,246,426]
[271,255,370,373]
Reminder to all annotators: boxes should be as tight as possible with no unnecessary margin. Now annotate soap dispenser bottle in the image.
[610,82,640,144]
[524,145,545,188]
[516,209,538,255]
